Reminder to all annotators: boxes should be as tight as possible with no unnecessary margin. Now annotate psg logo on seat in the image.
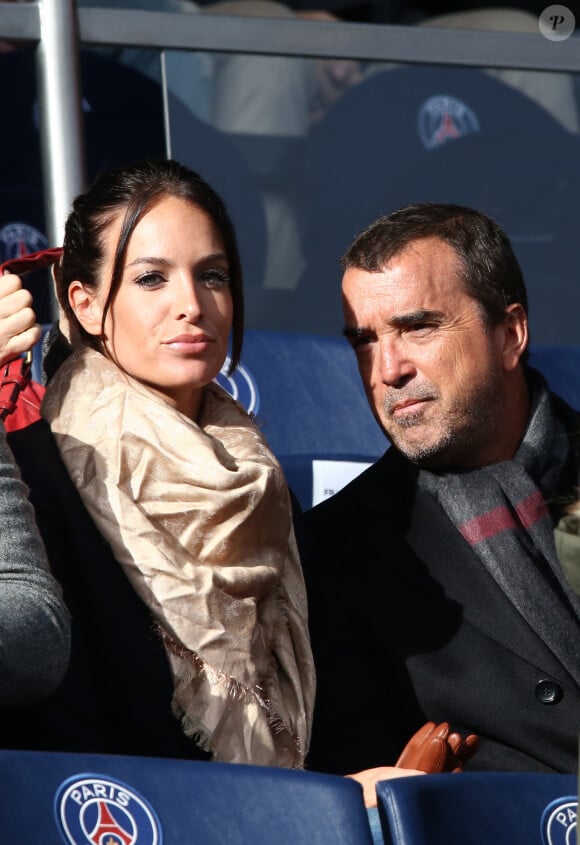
[541,796,577,845]
[54,774,163,845]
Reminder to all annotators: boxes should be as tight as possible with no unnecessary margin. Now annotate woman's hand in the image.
[346,722,479,808]
[0,273,41,368]
[347,766,425,808]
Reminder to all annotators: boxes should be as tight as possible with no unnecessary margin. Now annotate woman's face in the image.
[75,194,233,419]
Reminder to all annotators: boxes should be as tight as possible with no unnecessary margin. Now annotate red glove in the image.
[0,247,63,277]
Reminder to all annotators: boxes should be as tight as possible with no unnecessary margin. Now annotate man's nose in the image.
[378,337,415,386]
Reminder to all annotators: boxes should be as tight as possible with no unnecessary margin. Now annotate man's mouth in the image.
[390,397,432,417]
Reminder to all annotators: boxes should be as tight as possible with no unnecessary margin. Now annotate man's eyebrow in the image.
[343,310,444,339]
[391,309,444,329]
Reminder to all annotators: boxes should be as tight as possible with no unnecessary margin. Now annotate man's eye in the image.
[407,322,436,334]
[350,334,374,350]
[199,268,230,289]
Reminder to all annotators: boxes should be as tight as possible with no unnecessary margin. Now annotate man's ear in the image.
[68,281,103,337]
[502,303,528,372]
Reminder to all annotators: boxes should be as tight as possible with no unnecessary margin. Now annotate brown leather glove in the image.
[395,721,479,773]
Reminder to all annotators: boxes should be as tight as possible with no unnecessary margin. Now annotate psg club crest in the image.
[417,95,480,151]
[0,222,47,263]
[55,774,163,845]
[541,796,577,845]
[215,356,260,415]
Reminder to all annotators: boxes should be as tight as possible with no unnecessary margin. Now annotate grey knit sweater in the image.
[0,425,70,704]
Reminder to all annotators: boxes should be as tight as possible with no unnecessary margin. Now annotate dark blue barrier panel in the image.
[30,330,580,508]
[217,329,386,457]
[377,772,577,845]
[216,329,387,508]
[529,346,580,412]
[0,749,373,845]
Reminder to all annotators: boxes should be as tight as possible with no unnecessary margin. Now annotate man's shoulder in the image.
[304,446,410,526]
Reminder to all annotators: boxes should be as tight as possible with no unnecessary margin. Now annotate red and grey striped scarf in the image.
[419,374,580,686]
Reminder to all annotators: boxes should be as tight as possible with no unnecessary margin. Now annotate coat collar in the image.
[356,445,580,686]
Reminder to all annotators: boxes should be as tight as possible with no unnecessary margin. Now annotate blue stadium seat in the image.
[0,749,373,844]
[216,329,386,508]
[376,772,577,845]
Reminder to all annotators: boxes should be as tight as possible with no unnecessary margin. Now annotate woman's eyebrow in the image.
[125,256,172,269]
[126,252,228,269]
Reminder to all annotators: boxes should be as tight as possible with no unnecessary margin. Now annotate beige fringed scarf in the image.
[42,348,315,767]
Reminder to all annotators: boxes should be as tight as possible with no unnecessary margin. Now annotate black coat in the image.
[5,419,208,760]
[301,441,580,776]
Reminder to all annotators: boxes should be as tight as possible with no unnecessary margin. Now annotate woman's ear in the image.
[68,281,103,337]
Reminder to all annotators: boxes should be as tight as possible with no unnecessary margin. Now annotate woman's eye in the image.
[135,271,165,289]
[199,268,230,289]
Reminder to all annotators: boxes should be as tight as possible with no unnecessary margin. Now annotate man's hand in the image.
[0,273,41,368]
[396,721,479,773]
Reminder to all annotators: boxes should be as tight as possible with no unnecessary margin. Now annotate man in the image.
[302,202,580,776]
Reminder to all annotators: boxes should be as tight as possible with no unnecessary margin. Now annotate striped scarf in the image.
[419,371,580,686]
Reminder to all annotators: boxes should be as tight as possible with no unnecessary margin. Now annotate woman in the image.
[38,159,474,813]
[41,158,315,767]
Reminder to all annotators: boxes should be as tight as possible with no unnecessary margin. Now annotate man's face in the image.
[342,236,523,469]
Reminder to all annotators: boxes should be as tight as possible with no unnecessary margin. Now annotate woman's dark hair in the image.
[55,158,244,373]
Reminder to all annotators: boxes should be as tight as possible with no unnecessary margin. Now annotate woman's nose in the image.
[176,278,202,321]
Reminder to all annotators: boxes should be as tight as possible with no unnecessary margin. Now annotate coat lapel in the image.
[360,447,579,687]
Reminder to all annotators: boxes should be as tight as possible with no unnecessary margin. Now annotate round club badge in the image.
[215,357,260,415]
[541,796,577,845]
[0,222,47,264]
[55,774,163,845]
[417,95,480,151]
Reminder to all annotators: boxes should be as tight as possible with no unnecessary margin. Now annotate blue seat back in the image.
[377,772,577,845]
[216,329,386,508]
[0,749,372,844]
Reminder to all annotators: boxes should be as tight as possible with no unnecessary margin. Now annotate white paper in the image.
[312,460,373,506]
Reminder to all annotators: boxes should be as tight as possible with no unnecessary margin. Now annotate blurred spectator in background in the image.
[0,270,70,709]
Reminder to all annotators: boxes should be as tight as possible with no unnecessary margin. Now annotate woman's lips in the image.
[163,334,213,351]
